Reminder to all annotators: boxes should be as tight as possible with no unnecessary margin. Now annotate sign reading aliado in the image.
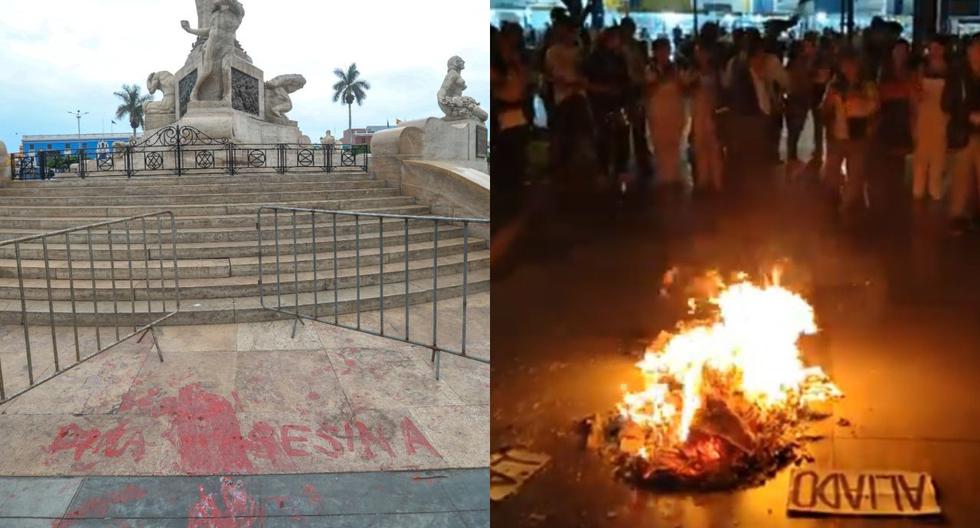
[787,469,941,516]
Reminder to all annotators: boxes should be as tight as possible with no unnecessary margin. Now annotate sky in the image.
[0,0,490,150]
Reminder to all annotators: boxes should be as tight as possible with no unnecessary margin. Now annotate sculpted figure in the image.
[437,56,488,122]
[181,0,245,102]
[320,130,336,145]
[264,74,307,124]
[144,71,176,115]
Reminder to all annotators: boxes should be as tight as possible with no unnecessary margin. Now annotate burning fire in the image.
[604,269,842,487]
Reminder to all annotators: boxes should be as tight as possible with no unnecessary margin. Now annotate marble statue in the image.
[144,72,176,115]
[437,56,488,122]
[264,74,307,124]
[320,130,336,145]
[196,0,214,29]
[181,0,245,102]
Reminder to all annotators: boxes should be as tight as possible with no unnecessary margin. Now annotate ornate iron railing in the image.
[7,125,369,180]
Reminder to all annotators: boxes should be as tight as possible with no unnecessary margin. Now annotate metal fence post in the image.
[0,212,182,405]
[78,148,86,179]
[38,151,47,180]
[227,143,236,176]
[125,146,134,178]
[175,125,183,177]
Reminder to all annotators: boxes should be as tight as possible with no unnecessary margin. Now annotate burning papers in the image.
[592,270,843,489]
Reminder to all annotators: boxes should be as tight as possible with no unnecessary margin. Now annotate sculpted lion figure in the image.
[144,71,176,115]
[437,56,488,122]
[265,74,307,124]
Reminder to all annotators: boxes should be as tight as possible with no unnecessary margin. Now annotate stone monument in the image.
[143,71,177,130]
[437,56,488,122]
[320,130,336,146]
[138,0,307,144]
[369,56,489,221]
[375,56,488,172]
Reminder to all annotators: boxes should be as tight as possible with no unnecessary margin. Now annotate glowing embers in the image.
[593,269,842,489]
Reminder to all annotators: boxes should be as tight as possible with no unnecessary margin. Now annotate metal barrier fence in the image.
[0,211,180,404]
[256,206,489,379]
[8,125,369,180]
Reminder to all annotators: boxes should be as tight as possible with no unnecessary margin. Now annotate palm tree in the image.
[114,84,152,139]
[331,64,371,144]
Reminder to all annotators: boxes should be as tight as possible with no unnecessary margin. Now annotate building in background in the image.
[342,125,395,148]
[20,133,132,157]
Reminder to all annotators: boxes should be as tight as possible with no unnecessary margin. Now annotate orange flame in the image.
[618,272,841,449]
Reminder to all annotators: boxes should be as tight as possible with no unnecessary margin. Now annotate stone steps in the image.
[0,238,484,280]
[0,215,437,244]
[0,196,417,218]
[0,268,490,326]
[19,168,367,186]
[0,170,488,326]
[0,187,399,207]
[1,225,466,260]
[0,204,431,230]
[0,250,489,301]
[0,176,379,196]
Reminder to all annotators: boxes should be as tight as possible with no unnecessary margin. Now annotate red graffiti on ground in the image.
[46,383,444,474]
[187,477,264,528]
[302,484,322,506]
[48,420,145,467]
[58,484,146,527]
[118,383,255,474]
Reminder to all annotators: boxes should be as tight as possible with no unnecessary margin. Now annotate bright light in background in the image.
[0,0,489,150]
[816,11,828,23]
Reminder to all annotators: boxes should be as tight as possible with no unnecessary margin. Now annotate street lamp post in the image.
[68,110,89,141]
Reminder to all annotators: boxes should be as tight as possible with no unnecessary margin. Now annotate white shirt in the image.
[545,43,586,105]
[750,68,771,116]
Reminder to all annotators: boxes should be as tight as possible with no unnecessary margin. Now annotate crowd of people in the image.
[490,11,980,235]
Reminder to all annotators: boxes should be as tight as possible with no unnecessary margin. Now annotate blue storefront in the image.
[20,133,132,157]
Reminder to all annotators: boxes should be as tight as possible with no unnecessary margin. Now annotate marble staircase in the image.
[0,169,489,326]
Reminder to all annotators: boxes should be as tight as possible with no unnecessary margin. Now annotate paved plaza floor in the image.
[0,295,489,525]
[491,168,980,527]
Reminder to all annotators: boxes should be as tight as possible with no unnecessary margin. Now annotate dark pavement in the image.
[491,174,980,527]
[0,469,489,527]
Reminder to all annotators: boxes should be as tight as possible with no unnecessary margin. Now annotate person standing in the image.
[943,36,980,234]
[874,39,916,216]
[544,15,595,187]
[585,27,630,184]
[913,37,949,202]
[785,37,818,176]
[646,38,688,188]
[727,44,775,183]
[822,50,880,214]
[491,22,531,224]
[689,42,724,192]
[620,17,653,183]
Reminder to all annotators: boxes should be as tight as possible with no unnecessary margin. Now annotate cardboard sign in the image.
[787,469,940,516]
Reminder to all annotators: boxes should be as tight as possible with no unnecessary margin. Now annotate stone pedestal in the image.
[176,53,265,119]
[144,113,177,130]
[396,117,488,173]
[163,101,302,144]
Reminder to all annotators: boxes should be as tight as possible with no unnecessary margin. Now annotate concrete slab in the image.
[155,323,238,353]
[0,477,82,517]
[327,347,463,412]
[409,406,489,469]
[237,319,323,352]
[234,350,343,416]
[0,315,486,478]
